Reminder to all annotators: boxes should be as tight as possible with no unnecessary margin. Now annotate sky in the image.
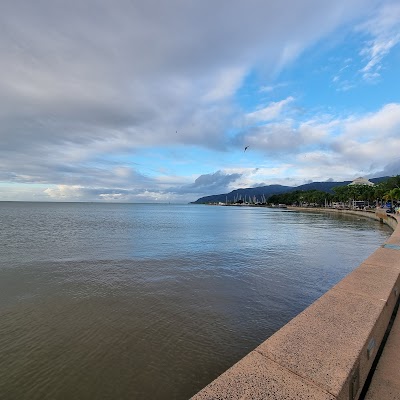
[1,0,400,203]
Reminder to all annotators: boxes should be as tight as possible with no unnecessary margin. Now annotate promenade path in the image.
[364,304,400,399]
[365,214,400,400]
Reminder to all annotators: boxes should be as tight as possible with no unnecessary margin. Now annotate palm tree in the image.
[390,188,400,204]
[383,188,400,208]
[393,188,400,199]
[374,185,386,208]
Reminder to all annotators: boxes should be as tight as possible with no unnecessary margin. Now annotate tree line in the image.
[267,175,400,207]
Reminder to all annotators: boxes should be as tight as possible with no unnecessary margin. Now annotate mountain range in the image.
[191,177,389,204]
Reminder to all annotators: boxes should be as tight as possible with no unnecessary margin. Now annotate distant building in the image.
[348,177,374,186]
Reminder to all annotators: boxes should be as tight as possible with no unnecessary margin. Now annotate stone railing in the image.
[192,209,399,400]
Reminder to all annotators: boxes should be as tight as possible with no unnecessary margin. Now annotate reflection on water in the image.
[0,203,392,399]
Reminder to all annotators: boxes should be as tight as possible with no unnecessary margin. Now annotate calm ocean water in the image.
[0,202,392,399]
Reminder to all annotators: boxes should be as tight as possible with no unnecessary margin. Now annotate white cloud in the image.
[325,104,400,174]
[99,193,124,201]
[245,97,294,124]
[259,82,289,93]
[234,102,400,185]
[357,2,400,80]
[336,80,356,92]
[342,103,400,139]
[238,113,331,154]
[44,185,84,199]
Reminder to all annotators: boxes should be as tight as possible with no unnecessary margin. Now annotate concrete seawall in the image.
[192,208,399,400]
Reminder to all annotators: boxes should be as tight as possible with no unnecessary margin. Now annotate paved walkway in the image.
[365,303,400,399]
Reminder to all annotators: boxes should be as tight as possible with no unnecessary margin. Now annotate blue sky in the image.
[0,0,399,202]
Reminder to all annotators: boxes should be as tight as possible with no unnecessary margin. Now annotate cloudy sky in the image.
[1,0,400,202]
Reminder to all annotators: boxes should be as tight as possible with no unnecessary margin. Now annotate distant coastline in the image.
[191,176,389,204]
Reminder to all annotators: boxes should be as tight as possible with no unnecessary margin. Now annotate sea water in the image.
[0,202,392,399]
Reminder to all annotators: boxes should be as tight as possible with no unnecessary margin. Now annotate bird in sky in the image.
[244,146,249,152]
